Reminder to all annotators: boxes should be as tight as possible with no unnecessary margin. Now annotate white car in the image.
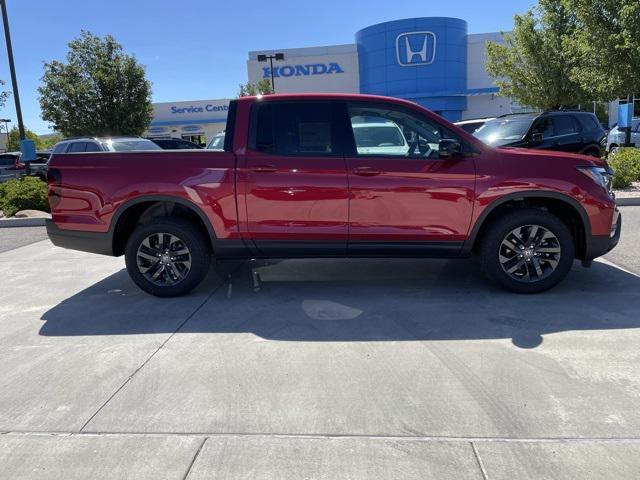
[351,122,410,156]
[606,119,639,154]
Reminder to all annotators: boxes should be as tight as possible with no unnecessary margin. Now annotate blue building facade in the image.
[356,18,468,122]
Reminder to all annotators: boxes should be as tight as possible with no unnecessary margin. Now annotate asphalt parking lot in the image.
[1,207,640,479]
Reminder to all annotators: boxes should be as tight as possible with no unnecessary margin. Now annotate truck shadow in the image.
[39,258,640,349]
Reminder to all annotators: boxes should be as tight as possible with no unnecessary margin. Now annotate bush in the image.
[608,148,640,189]
[0,176,50,217]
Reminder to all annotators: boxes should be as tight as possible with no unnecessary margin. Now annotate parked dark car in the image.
[474,111,605,157]
[0,151,50,182]
[0,152,23,183]
[150,138,204,150]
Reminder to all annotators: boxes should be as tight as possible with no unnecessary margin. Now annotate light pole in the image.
[1,0,34,170]
[257,53,285,93]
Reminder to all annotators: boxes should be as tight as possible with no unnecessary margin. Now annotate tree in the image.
[0,79,9,109]
[38,31,152,137]
[238,78,274,97]
[39,133,64,150]
[567,0,640,101]
[5,127,44,152]
[485,0,589,111]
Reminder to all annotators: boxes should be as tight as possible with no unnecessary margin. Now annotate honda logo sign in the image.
[396,32,436,66]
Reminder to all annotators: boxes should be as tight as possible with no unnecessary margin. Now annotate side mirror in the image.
[530,132,543,144]
[439,139,462,158]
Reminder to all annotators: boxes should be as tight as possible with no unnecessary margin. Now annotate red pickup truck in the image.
[46,93,621,297]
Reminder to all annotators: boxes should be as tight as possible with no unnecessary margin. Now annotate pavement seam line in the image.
[78,264,244,433]
[470,441,489,480]
[182,437,208,480]
[5,431,640,443]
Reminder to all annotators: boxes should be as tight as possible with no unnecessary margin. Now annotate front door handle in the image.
[353,167,381,176]
[252,165,277,173]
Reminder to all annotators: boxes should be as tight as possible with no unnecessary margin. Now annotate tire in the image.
[124,217,211,297]
[608,145,619,157]
[480,209,575,294]
[581,147,601,158]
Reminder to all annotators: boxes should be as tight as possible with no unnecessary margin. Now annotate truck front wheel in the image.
[480,209,575,293]
[124,217,210,297]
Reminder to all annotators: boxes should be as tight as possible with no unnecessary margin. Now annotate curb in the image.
[0,217,48,228]
[616,197,640,207]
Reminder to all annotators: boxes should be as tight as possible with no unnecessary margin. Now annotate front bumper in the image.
[584,211,621,261]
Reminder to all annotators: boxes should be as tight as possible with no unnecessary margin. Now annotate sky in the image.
[0,0,535,134]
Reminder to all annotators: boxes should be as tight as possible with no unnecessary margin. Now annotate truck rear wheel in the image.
[124,217,210,297]
[480,209,575,293]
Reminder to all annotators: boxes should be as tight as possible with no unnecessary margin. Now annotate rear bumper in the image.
[46,219,114,256]
[584,212,621,261]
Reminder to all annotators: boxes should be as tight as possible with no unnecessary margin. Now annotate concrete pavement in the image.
[1,207,640,478]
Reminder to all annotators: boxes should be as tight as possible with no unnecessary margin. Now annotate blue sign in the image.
[182,125,202,132]
[618,103,633,128]
[20,139,36,162]
[262,63,344,78]
[396,32,436,66]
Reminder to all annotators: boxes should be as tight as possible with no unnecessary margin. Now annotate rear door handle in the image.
[353,167,381,176]
[252,165,277,173]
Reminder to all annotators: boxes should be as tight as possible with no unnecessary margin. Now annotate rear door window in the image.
[84,142,101,152]
[553,116,579,136]
[67,142,87,153]
[251,102,342,156]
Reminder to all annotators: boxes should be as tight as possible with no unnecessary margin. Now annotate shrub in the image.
[0,176,50,217]
[608,148,640,189]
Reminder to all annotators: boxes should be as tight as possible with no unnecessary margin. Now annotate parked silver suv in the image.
[606,119,640,155]
[52,136,161,154]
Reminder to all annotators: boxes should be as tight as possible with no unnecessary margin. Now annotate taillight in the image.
[46,168,62,209]
[46,167,61,186]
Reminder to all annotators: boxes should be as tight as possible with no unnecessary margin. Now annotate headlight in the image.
[577,166,614,195]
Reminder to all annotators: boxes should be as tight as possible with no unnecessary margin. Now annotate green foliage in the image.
[0,177,49,217]
[486,0,589,111]
[39,134,64,150]
[609,148,640,189]
[238,78,274,97]
[567,0,640,101]
[38,30,153,137]
[0,79,9,109]
[5,127,45,152]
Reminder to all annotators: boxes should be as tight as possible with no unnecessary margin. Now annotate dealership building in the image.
[146,16,634,145]
[146,17,526,144]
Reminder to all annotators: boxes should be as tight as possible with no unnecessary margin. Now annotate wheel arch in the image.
[464,191,591,260]
[110,195,217,256]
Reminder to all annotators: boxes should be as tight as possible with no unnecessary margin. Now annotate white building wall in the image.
[247,44,360,94]
[463,32,512,120]
[466,32,503,90]
[463,95,512,120]
[147,99,230,143]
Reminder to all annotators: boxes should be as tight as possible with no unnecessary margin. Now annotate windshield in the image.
[207,134,225,151]
[474,118,532,146]
[352,125,406,147]
[101,139,162,152]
